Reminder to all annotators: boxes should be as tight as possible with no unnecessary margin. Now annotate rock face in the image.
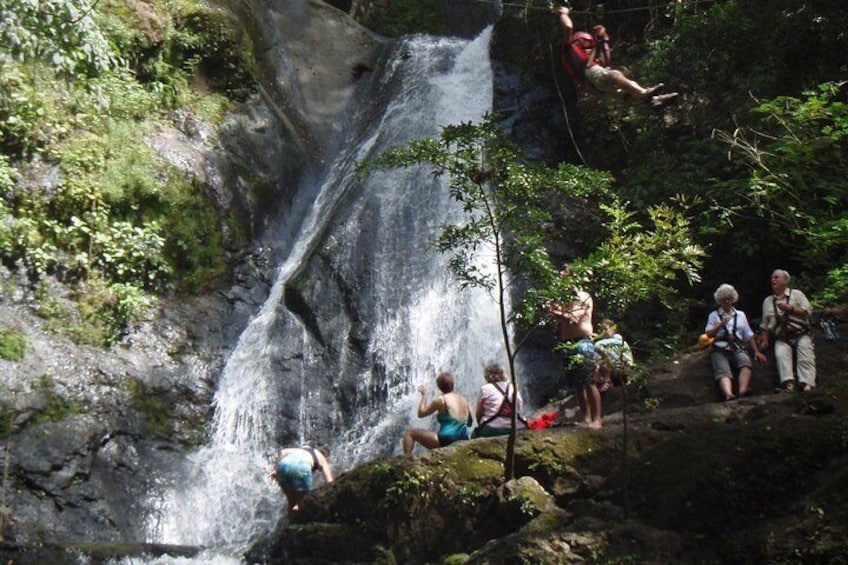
[231,0,387,163]
[0,102,278,554]
[0,284,245,548]
[4,2,847,564]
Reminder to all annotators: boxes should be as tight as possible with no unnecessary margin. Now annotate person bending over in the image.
[269,445,333,513]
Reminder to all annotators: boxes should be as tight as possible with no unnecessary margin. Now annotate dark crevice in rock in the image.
[283,283,326,348]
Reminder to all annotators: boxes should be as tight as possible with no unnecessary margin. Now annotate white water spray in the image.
[141,27,507,562]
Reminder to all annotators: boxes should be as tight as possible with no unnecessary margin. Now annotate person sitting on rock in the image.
[473,363,526,438]
[403,372,472,454]
[704,283,766,401]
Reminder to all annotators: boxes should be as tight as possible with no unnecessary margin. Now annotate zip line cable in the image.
[549,41,588,166]
[489,0,715,163]
[467,0,717,15]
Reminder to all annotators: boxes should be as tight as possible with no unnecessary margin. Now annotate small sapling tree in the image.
[363,114,704,480]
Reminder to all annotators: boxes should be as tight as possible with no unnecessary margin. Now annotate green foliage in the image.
[29,376,83,425]
[816,263,848,307]
[163,1,256,101]
[0,155,15,192]
[97,282,156,346]
[81,69,177,122]
[95,0,256,104]
[364,116,703,336]
[1,0,120,78]
[576,0,848,332]
[363,116,614,333]
[576,200,705,317]
[384,469,431,511]
[32,276,153,347]
[30,393,82,426]
[649,0,846,112]
[711,82,848,300]
[442,554,471,565]
[456,483,485,507]
[0,0,251,345]
[0,329,29,362]
[353,0,449,37]
[365,115,704,478]
[160,178,227,294]
[0,62,66,158]
[2,116,174,291]
[621,365,651,405]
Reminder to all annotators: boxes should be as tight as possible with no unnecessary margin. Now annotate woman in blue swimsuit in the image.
[402,372,472,455]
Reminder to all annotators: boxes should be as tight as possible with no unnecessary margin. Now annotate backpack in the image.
[479,383,527,427]
[772,290,811,341]
[594,334,634,376]
[710,309,743,352]
[561,31,597,86]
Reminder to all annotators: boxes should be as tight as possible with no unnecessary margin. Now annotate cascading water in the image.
[138,25,516,564]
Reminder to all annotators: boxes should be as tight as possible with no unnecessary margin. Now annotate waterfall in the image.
[139,26,510,563]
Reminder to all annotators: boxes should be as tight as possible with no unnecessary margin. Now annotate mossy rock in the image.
[0,328,29,361]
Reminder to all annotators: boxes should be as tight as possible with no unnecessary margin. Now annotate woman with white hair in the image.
[704,283,767,401]
[472,363,526,438]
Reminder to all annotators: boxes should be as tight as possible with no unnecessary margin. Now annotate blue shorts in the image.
[561,338,597,387]
[276,455,314,492]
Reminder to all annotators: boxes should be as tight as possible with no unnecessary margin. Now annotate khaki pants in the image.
[774,334,816,387]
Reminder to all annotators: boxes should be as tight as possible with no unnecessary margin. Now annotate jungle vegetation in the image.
[0,0,256,345]
[1,0,846,352]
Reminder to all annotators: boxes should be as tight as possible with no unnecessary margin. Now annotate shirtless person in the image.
[548,264,602,428]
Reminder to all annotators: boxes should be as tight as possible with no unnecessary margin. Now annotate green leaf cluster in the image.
[351,0,449,37]
[711,83,848,306]
[364,113,704,338]
[637,0,846,295]
[1,0,120,78]
[364,114,705,479]
[578,200,705,317]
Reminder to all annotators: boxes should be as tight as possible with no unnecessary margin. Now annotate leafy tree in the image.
[1,0,119,78]
[567,199,705,317]
[712,81,848,305]
[364,115,704,480]
[608,0,848,308]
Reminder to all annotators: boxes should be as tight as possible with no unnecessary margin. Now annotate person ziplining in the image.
[554,5,678,108]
